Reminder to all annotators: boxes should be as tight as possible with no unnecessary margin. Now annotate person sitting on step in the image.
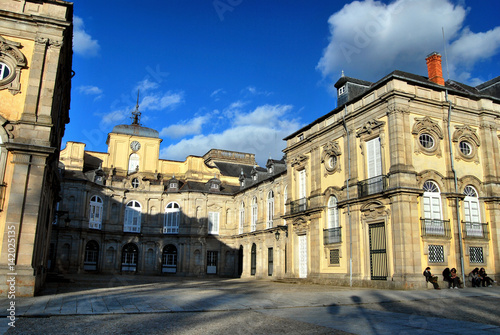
[423,267,441,290]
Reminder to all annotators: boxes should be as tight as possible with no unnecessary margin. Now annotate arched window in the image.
[162,244,177,273]
[124,200,141,232]
[422,181,444,235]
[164,202,180,234]
[463,185,482,237]
[239,201,245,234]
[251,196,258,232]
[89,195,103,229]
[327,196,339,228]
[128,153,140,174]
[267,190,274,228]
[84,240,99,271]
[251,243,256,276]
[121,243,138,272]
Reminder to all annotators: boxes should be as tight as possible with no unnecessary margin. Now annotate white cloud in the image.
[160,115,210,138]
[101,109,128,125]
[135,78,160,93]
[210,88,226,101]
[73,16,100,57]
[161,104,301,165]
[317,0,500,85]
[140,91,184,111]
[243,86,273,96]
[78,85,102,95]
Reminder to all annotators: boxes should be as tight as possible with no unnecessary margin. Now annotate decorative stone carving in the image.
[360,201,390,220]
[356,119,385,138]
[0,36,27,95]
[321,141,342,175]
[290,154,308,170]
[452,125,480,164]
[412,116,444,157]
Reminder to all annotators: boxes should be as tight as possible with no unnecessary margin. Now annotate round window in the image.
[131,178,139,188]
[0,62,11,80]
[459,141,472,156]
[419,133,435,149]
[328,156,337,169]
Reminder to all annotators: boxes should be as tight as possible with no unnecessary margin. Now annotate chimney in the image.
[426,52,445,85]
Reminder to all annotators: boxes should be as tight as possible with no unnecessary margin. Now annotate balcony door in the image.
[366,137,382,193]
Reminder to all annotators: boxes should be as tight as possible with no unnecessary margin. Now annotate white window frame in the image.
[283,185,287,225]
[89,195,103,229]
[299,169,306,199]
[251,196,258,232]
[327,196,339,229]
[463,185,482,237]
[124,200,141,233]
[267,190,274,228]
[128,153,140,174]
[208,211,220,235]
[239,201,245,234]
[366,137,382,178]
[164,202,180,234]
[423,181,444,235]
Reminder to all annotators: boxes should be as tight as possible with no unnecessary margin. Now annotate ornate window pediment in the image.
[290,154,308,170]
[452,125,480,164]
[356,119,385,138]
[321,141,342,174]
[0,36,27,95]
[412,116,444,157]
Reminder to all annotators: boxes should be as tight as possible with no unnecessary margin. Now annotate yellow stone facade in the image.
[0,0,73,296]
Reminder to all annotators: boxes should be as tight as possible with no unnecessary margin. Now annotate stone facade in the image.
[0,0,73,296]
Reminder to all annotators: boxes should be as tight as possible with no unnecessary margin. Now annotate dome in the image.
[112,124,159,138]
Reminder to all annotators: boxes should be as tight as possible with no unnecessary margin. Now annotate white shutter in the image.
[366,137,382,178]
[299,170,306,199]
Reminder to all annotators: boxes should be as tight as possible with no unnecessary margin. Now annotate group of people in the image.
[423,266,496,290]
[468,267,496,287]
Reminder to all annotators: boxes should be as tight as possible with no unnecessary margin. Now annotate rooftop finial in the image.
[341,70,345,77]
[131,90,142,126]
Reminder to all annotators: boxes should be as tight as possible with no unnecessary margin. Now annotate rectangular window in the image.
[330,249,340,265]
[299,169,306,199]
[338,85,345,95]
[208,212,220,234]
[469,247,484,263]
[268,248,273,276]
[428,245,444,263]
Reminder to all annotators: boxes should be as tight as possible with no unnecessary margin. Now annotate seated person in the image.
[423,267,440,289]
[478,267,495,287]
[450,268,461,288]
[442,267,452,288]
[468,267,481,287]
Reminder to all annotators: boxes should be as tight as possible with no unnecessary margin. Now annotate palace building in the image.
[52,52,500,289]
[0,0,73,296]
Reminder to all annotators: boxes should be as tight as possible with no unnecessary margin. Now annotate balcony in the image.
[290,197,308,214]
[420,218,451,238]
[324,227,342,244]
[462,221,489,239]
[357,175,388,197]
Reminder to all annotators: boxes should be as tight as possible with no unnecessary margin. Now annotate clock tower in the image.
[106,99,162,175]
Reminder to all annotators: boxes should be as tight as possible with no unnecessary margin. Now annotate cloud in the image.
[135,78,160,93]
[161,104,301,165]
[101,109,128,126]
[243,86,273,97]
[78,85,102,95]
[317,0,500,85]
[210,88,226,101]
[140,91,184,111]
[73,16,100,57]
[160,114,210,138]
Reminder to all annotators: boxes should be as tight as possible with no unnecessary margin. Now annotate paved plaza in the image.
[1,275,499,334]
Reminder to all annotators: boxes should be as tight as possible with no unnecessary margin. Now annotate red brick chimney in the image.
[426,52,445,85]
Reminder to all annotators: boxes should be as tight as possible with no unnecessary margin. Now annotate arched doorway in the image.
[238,245,243,277]
[162,244,177,273]
[121,243,138,272]
[84,240,99,271]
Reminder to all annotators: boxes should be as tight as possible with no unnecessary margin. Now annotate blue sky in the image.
[67,0,500,166]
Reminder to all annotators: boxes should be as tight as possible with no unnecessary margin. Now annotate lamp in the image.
[275,230,280,241]
[275,225,288,241]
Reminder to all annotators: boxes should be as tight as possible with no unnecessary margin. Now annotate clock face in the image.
[130,141,141,151]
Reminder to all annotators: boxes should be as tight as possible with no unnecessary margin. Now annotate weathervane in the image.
[131,90,141,126]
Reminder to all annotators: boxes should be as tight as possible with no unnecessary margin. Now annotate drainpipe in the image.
[342,106,352,287]
[446,90,466,285]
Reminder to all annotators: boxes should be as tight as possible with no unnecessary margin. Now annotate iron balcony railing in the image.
[357,175,388,197]
[462,221,489,239]
[323,227,342,244]
[420,218,451,238]
[290,197,308,214]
